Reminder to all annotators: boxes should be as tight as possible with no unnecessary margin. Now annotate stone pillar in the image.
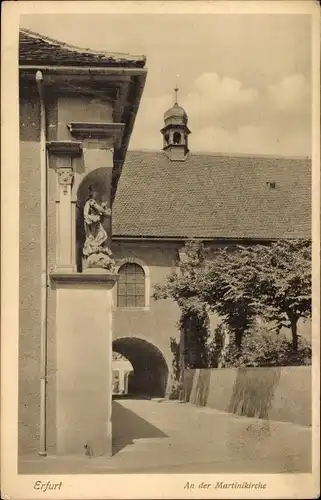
[119,368,125,394]
[51,272,116,456]
[48,124,124,457]
[124,372,129,394]
[47,141,82,273]
[71,199,77,269]
[57,163,74,272]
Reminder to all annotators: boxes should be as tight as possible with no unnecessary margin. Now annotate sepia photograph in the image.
[1,1,320,498]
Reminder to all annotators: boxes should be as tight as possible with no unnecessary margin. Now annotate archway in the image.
[112,337,169,398]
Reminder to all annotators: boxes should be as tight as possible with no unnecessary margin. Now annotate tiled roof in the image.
[112,150,311,240]
[19,29,146,67]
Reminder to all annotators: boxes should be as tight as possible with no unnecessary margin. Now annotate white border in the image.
[1,1,320,499]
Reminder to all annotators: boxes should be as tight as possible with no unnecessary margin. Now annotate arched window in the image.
[117,263,145,307]
[173,132,181,144]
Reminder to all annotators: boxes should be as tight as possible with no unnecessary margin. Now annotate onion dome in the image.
[163,102,188,124]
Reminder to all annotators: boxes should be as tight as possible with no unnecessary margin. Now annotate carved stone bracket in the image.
[57,167,74,194]
[47,140,83,157]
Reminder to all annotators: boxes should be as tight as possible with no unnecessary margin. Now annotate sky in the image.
[21,14,312,156]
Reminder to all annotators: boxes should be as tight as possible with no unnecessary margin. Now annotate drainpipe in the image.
[36,70,48,456]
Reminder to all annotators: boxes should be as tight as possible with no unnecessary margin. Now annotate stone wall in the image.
[187,366,311,426]
[19,93,59,456]
[19,95,41,455]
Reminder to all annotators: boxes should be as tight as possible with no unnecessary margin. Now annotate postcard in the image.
[1,1,320,498]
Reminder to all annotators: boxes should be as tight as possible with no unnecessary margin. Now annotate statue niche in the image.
[81,184,115,272]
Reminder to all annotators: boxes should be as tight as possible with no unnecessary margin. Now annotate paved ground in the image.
[19,398,312,474]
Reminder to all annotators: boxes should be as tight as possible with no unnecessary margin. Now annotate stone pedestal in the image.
[51,271,117,456]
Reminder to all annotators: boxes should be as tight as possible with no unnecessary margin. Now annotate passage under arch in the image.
[112,337,169,398]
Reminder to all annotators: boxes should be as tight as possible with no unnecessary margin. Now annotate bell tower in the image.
[161,87,191,161]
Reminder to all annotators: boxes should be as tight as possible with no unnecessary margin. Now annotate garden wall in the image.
[187,366,311,426]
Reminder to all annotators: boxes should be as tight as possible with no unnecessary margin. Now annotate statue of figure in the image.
[82,185,115,271]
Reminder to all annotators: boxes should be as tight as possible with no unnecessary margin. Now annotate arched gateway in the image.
[113,338,169,398]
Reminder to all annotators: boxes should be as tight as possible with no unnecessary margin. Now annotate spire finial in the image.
[174,74,180,104]
[174,85,179,105]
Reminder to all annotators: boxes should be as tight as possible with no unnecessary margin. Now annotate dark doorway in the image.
[112,338,169,398]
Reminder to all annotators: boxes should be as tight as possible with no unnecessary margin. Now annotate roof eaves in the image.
[19,28,146,68]
[111,234,311,242]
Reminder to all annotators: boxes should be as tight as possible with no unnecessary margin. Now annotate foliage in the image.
[181,309,210,368]
[153,239,207,311]
[199,240,311,351]
[167,378,181,400]
[153,238,312,382]
[206,323,226,368]
[197,247,259,348]
[154,240,210,373]
[224,325,312,367]
[154,240,260,351]
[163,337,182,399]
[243,240,312,351]
[169,336,180,381]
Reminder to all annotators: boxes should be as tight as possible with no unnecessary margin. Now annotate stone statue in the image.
[82,185,115,271]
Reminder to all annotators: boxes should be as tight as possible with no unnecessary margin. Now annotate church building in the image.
[111,93,311,399]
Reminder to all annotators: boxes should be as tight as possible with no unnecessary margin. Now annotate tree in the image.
[197,247,259,349]
[153,240,210,394]
[153,238,311,362]
[244,239,312,351]
[153,240,259,366]
[198,240,311,352]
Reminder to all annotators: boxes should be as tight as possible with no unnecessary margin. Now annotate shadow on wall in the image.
[112,400,167,455]
[188,369,210,406]
[189,368,281,419]
[181,369,196,402]
[186,366,311,426]
[227,367,281,419]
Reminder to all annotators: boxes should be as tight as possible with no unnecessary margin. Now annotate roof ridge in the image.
[19,28,146,64]
[127,148,311,160]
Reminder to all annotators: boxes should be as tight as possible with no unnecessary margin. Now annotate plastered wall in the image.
[188,366,312,426]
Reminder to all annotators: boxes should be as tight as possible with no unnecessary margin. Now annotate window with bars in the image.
[117,263,145,307]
